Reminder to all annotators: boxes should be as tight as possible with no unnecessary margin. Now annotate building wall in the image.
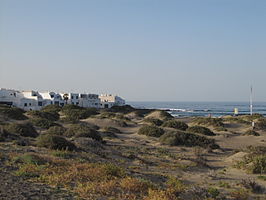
[0,89,125,110]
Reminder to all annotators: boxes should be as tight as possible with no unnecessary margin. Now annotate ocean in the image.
[128,101,266,118]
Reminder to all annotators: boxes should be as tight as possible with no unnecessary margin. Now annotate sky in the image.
[0,0,266,102]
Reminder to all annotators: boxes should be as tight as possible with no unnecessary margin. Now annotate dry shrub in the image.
[0,105,27,120]
[36,134,76,151]
[187,126,215,136]
[144,118,163,126]
[230,189,249,200]
[120,177,153,194]
[159,131,219,149]
[138,125,164,137]
[244,129,260,136]
[144,188,179,200]
[193,117,224,127]
[4,122,38,137]
[46,126,66,135]
[65,123,102,141]
[162,120,188,131]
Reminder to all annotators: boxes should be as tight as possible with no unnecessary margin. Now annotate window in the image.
[29,103,31,106]
[50,94,54,98]
[71,96,74,99]
[76,96,78,99]
[24,103,27,107]
[76,102,79,105]
[38,102,42,106]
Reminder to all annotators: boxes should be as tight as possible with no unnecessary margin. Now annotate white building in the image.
[39,92,65,107]
[60,93,80,106]
[99,94,126,108]
[0,88,22,107]
[79,94,100,108]
[0,88,126,110]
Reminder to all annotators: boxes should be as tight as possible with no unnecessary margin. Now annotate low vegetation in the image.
[255,118,266,130]
[4,122,38,137]
[36,134,76,151]
[103,126,121,134]
[41,104,61,113]
[30,118,55,129]
[0,105,266,199]
[143,118,163,126]
[27,110,59,121]
[46,126,67,136]
[159,110,174,120]
[162,120,188,131]
[159,131,219,149]
[64,123,102,141]
[138,125,164,137]
[235,146,266,174]
[187,126,215,136]
[193,117,224,127]
[62,104,98,122]
[0,105,27,120]
[244,129,260,136]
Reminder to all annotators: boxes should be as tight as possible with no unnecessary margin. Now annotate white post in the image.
[250,85,253,116]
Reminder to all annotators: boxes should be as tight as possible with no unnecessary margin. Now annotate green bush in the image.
[0,105,27,120]
[108,105,135,114]
[144,118,163,126]
[223,117,250,125]
[138,125,164,137]
[241,114,264,122]
[159,110,174,120]
[99,112,117,119]
[65,123,102,141]
[207,187,220,198]
[46,126,66,135]
[103,126,121,134]
[193,117,224,127]
[27,110,59,121]
[30,118,55,129]
[62,105,98,122]
[0,125,10,141]
[162,120,188,131]
[187,126,215,136]
[103,163,125,178]
[255,118,266,130]
[244,129,260,136]
[4,122,38,137]
[159,131,219,149]
[235,146,266,174]
[41,105,61,113]
[13,153,47,165]
[114,119,128,127]
[36,134,76,151]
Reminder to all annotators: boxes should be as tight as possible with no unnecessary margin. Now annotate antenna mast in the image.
[250,85,253,116]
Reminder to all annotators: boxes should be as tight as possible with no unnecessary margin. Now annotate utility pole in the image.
[250,85,253,116]
[250,85,255,129]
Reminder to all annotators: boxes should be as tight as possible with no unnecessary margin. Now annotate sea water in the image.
[128,101,266,117]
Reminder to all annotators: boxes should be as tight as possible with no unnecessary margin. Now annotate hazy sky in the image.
[0,0,266,101]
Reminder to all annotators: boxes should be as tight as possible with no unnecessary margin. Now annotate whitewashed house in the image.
[21,91,44,110]
[79,94,100,108]
[0,88,126,110]
[39,92,65,106]
[99,94,125,108]
[60,93,80,106]
[0,88,22,107]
